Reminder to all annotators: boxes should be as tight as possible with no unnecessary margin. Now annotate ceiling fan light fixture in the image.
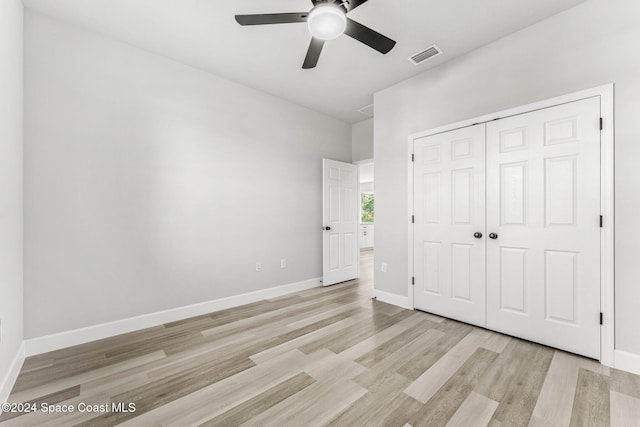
[307,3,347,40]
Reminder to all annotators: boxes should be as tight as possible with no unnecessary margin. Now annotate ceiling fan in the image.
[235,0,396,69]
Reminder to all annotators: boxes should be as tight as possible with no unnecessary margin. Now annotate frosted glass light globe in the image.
[307,4,347,40]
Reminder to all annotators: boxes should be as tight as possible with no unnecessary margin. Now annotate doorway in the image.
[357,160,375,252]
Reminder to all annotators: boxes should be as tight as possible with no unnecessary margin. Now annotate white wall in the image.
[360,182,374,194]
[24,11,351,339]
[0,0,24,395]
[352,118,374,162]
[374,0,640,356]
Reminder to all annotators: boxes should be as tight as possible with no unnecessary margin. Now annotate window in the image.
[361,193,374,224]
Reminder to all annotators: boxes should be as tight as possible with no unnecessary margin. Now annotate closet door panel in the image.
[486,97,601,359]
[413,125,486,327]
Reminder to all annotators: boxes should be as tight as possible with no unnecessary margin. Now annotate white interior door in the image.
[323,159,359,286]
[413,125,486,326]
[486,97,601,358]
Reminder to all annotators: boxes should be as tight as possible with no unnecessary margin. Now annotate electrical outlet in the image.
[381,262,388,273]
[255,262,262,272]
[280,258,287,269]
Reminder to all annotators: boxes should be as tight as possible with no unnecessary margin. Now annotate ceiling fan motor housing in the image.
[308,3,348,40]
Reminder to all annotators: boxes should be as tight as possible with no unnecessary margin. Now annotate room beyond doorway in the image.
[357,160,374,251]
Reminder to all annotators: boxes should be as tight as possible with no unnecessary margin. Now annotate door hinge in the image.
[600,215,603,228]
[412,276,415,285]
[411,153,415,162]
[600,312,603,325]
[600,118,603,130]
[411,215,415,223]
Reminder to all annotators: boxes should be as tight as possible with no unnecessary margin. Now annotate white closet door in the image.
[486,97,601,359]
[413,125,486,326]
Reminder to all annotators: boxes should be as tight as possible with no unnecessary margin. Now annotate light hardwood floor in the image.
[2,250,640,426]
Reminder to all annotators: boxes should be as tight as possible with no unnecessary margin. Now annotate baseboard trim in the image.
[24,277,321,357]
[615,349,640,376]
[0,342,25,405]
[372,289,410,310]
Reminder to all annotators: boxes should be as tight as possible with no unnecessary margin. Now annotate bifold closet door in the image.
[413,125,486,326]
[486,97,601,359]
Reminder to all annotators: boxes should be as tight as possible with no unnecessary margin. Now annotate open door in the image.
[322,159,359,286]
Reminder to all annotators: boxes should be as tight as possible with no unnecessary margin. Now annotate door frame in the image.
[406,84,615,366]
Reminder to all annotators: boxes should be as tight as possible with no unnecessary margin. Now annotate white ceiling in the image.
[23,0,586,124]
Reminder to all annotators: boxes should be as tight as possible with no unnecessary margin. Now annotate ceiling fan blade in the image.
[345,0,369,11]
[344,18,395,54]
[303,37,325,69]
[235,13,308,26]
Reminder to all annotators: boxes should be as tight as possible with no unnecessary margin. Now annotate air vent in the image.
[357,104,374,118]
[409,45,442,65]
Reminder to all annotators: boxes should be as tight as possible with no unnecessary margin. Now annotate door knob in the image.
[473,232,483,239]
[324,226,331,231]
[489,233,498,240]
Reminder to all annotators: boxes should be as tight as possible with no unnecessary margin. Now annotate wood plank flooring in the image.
[2,250,640,426]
